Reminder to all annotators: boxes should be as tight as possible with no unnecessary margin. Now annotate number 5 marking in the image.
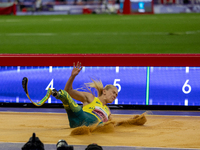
[113,79,121,92]
[182,79,191,94]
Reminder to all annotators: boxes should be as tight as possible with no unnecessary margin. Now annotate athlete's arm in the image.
[64,62,94,104]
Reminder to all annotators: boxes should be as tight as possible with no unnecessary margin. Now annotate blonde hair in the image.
[82,78,116,97]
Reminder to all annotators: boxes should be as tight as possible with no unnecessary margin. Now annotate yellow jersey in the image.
[83,97,110,122]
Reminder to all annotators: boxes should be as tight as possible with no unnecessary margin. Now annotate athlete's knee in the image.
[52,89,69,99]
[52,89,71,106]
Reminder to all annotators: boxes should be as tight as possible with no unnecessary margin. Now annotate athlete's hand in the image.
[71,61,82,77]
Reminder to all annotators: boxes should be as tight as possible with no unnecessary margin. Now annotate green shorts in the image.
[67,109,99,128]
[56,90,99,128]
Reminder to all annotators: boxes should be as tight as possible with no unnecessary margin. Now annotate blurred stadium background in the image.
[0,0,200,106]
[0,0,200,15]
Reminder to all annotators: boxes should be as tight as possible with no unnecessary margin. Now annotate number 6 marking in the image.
[182,79,191,94]
[113,79,121,92]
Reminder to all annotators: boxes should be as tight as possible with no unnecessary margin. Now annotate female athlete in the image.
[52,62,118,128]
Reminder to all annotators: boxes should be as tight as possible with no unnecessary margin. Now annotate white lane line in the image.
[49,66,52,73]
[16,97,19,103]
[116,66,119,73]
[150,67,154,73]
[1,30,200,37]
[186,67,189,73]
[17,66,20,72]
[5,33,55,36]
[82,67,85,72]
[48,97,51,103]
[184,99,188,106]
[114,98,118,105]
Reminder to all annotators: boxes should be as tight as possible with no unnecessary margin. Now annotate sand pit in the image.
[0,111,200,149]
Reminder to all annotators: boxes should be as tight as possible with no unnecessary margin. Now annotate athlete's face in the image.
[104,87,118,104]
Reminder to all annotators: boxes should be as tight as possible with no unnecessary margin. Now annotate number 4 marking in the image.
[46,79,54,90]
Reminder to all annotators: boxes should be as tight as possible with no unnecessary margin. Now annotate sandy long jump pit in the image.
[0,111,200,149]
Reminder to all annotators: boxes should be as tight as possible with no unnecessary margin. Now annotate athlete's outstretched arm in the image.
[64,61,82,92]
[64,62,93,104]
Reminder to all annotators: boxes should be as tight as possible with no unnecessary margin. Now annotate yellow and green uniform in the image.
[83,97,110,123]
[56,90,110,128]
